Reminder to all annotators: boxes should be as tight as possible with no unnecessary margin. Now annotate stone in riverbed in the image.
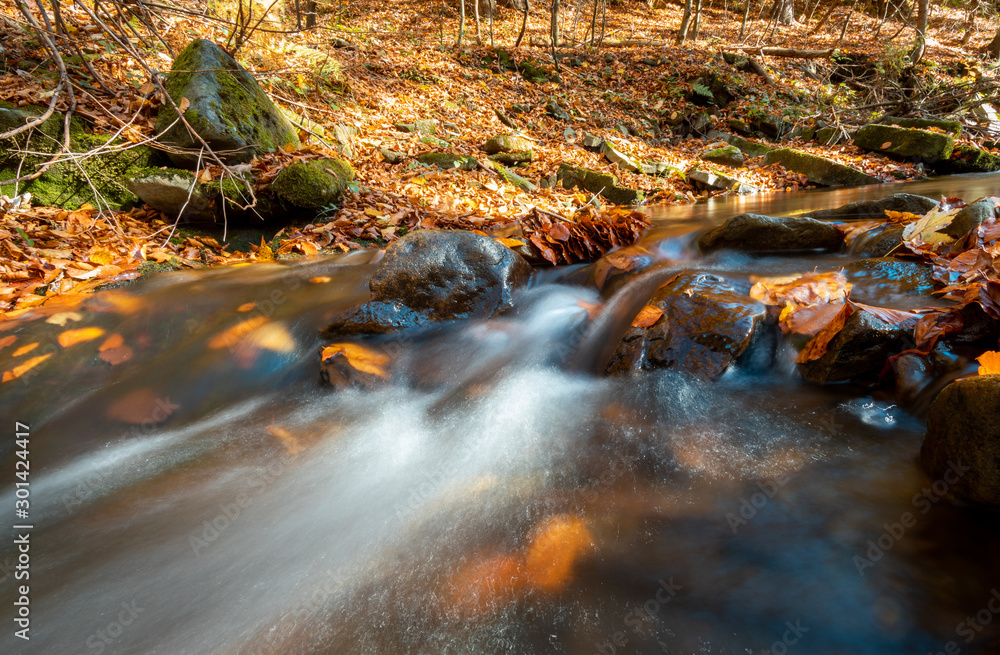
[416,153,479,170]
[483,134,533,155]
[271,158,354,210]
[155,39,300,168]
[805,193,938,221]
[321,230,532,337]
[797,309,910,384]
[701,145,744,168]
[762,148,882,187]
[921,376,1000,506]
[606,273,767,379]
[698,214,843,253]
[848,224,905,258]
[853,124,955,162]
[556,163,644,205]
[941,198,998,238]
[843,257,936,296]
[687,169,757,194]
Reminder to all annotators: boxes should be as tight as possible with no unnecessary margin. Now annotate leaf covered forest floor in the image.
[0,0,998,316]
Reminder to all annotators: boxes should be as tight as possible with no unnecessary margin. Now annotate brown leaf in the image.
[631,305,663,328]
[795,303,856,363]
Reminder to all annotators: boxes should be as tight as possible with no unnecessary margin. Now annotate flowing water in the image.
[3,174,1000,655]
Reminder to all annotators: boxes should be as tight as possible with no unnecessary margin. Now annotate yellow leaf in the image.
[497,237,525,248]
[12,343,39,357]
[902,205,961,244]
[2,353,53,383]
[309,276,332,284]
[58,327,105,347]
[365,207,382,217]
[46,311,83,326]
[321,342,389,378]
[245,321,296,353]
[179,96,190,113]
[208,316,269,349]
[88,247,116,266]
[631,305,663,328]
[978,351,1000,375]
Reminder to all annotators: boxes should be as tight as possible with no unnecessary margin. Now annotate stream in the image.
[3,173,1000,655]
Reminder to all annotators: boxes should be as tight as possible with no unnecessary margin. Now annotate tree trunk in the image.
[676,0,693,45]
[550,0,560,48]
[909,0,928,64]
[739,0,752,41]
[769,0,794,25]
[689,0,704,41]
[474,0,482,44]
[988,24,1000,59]
[457,0,466,46]
[516,0,530,47]
[304,1,316,28]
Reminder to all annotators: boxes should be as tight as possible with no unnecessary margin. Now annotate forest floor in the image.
[0,0,998,315]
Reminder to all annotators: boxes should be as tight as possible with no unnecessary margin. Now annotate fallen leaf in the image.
[309,276,332,284]
[58,326,105,347]
[795,303,856,363]
[245,321,296,353]
[179,96,190,113]
[880,141,892,150]
[1,353,53,383]
[46,311,83,326]
[88,247,116,266]
[0,335,16,351]
[99,333,125,351]
[978,351,1000,376]
[106,387,176,424]
[321,342,389,378]
[902,206,962,244]
[208,316,269,349]
[237,302,256,312]
[523,515,592,592]
[632,305,663,328]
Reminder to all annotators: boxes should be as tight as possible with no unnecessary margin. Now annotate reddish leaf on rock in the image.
[632,305,663,328]
[850,303,923,330]
[795,303,856,363]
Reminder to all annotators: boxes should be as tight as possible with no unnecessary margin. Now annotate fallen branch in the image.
[721,46,837,59]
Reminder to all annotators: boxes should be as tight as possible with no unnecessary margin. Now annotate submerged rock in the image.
[843,257,936,296]
[921,376,1000,506]
[322,230,532,336]
[849,224,905,258]
[763,148,882,187]
[155,39,300,167]
[806,193,937,221]
[853,124,955,162]
[797,309,910,384]
[271,158,353,210]
[607,273,767,379]
[698,214,843,252]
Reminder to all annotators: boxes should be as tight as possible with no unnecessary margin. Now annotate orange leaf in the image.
[632,305,663,328]
[58,327,105,347]
[497,237,525,248]
[309,276,332,284]
[88,247,116,266]
[795,303,856,363]
[523,515,592,592]
[106,387,176,424]
[0,335,15,352]
[99,333,125,351]
[99,345,133,366]
[321,342,390,378]
[2,353,53,383]
[208,316,268,349]
[978,351,1000,375]
[12,343,39,357]
[237,302,256,312]
[880,141,892,150]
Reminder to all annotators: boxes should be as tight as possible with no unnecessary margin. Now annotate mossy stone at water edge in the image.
[881,117,962,138]
[921,376,1000,506]
[940,145,1000,174]
[483,134,533,154]
[271,158,353,210]
[853,124,954,162]
[556,163,643,206]
[762,148,882,187]
[155,39,300,168]
[416,153,479,171]
[805,193,937,221]
[0,102,154,210]
[701,145,744,168]
[723,134,774,158]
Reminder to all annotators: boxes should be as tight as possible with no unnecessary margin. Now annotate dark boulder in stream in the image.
[941,197,998,239]
[805,193,937,221]
[322,230,532,336]
[698,213,843,253]
[607,273,768,379]
[843,257,936,296]
[921,376,1000,507]
[797,309,910,384]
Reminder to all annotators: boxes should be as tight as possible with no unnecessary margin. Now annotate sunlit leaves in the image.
[58,326,105,347]
[1,353,52,383]
[632,305,663,328]
[978,351,1000,376]
[320,342,389,378]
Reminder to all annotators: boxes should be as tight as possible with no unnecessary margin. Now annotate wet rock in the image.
[545,99,571,121]
[921,376,1000,506]
[749,112,787,139]
[849,225,905,258]
[321,230,532,337]
[843,258,936,295]
[602,141,640,173]
[942,198,998,238]
[806,193,937,221]
[722,134,774,158]
[556,163,644,205]
[699,214,843,252]
[484,134,533,155]
[582,133,605,151]
[155,39,299,167]
[701,145,744,168]
[797,309,910,384]
[395,119,438,135]
[126,170,216,221]
[379,148,407,164]
[881,117,962,137]
[853,124,955,162]
[416,153,479,170]
[271,158,353,210]
[763,148,882,187]
[687,169,757,194]
[607,273,767,379]
[939,145,1000,175]
[815,126,848,145]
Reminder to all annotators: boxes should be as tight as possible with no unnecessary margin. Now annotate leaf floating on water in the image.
[978,351,1000,376]
[320,342,389,378]
[46,311,84,326]
[631,305,663,328]
[0,335,16,351]
[1,353,53,383]
[267,424,304,456]
[524,514,593,592]
[98,333,132,365]
[309,276,332,284]
[237,302,256,312]
[58,327,105,347]
[245,322,296,353]
[106,387,176,424]
[902,206,961,244]
[208,316,269,350]
[12,342,39,357]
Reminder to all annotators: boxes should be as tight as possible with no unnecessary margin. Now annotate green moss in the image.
[762,148,882,187]
[494,163,536,192]
[854,124,955,161]
[271,157,354,210]
[702,145,744,167]
[556,163,643,205]
[416,153,479,170]
[883,117,962,138]
[944,145,1000,174]
[483,134,533,154]
[488,150,534,166]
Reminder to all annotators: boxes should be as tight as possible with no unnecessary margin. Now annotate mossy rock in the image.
[725,134,773,158]
[395,119,437,135]
[0,102,155,210]
[556,163,643,205]
[939,145,1000,174]
[701,145,744,168]
[815,126,847,145]
[483,134,533,154]
[126,168,216,221]
[271,158,353,210]
[882,117,962,138]
[154,39,300,168]
[494,163,537,193]
[488,151,534,166]
[853,124,954,161]
[416,153,479,170]
[762,148,882,187]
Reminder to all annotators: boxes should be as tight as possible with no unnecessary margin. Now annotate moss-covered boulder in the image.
[494,163,537,192]
[556,163,643,205]
[395,120,438,135]
[762,148,882,187]
[0,102,155,210]
[155,39,300,168]
[853,124,955,161]
[701,145,744,167]
[882,117,962,138]
[271,158,353,210]
[416,153,479,170]
[126,169,216,221]
[815,126,847,145]
[483,134,532,154]
[488,151,534,166]
[724,134,774,158]
[545,100,571,121]
[939,145,1000,174]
